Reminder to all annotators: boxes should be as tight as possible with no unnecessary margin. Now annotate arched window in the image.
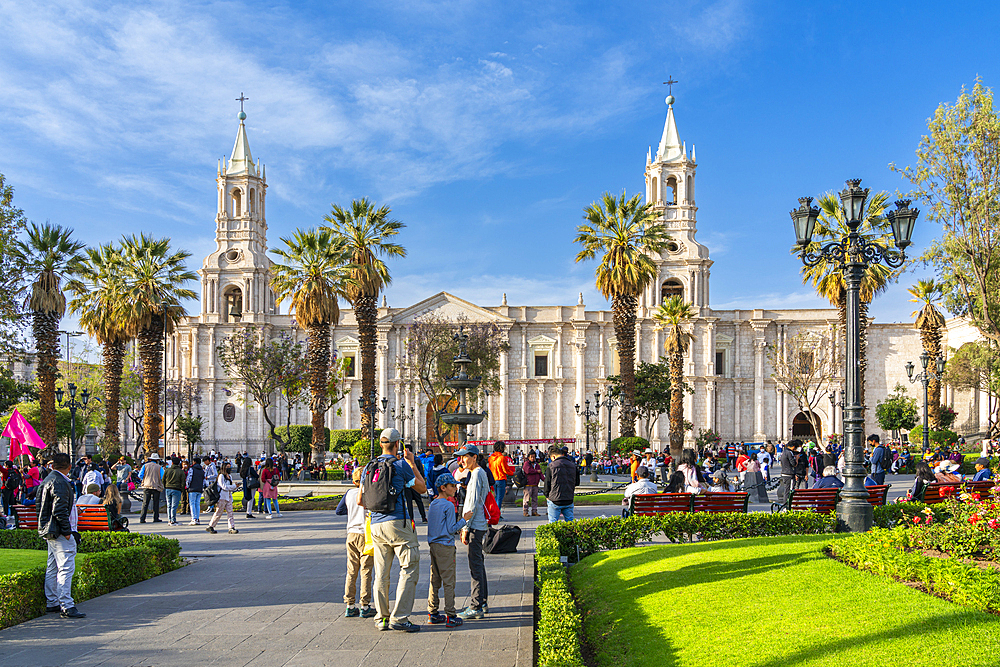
[792,411,821,439]
[651,177,658,203]
[249,188,255,214]
[687,175,694,204]
[665,176,678,205]
[661,279,684,302]
[224,287,243,322]
[231,189,242,217]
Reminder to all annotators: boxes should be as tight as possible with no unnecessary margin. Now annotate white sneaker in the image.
[264,514,273,519]
[275,512,282,517]
[188,521,197,526]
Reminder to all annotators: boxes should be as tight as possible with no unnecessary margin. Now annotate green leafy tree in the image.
[323,198,406,436]
[607,358,672,442]
[875,383,919,438]
[945,341,1000,436]
[14,223,85,451]
[653,297,694,461]
[119,234,197,455]
[176,412,204,459]
[271,228,352,464]
[893,80,1000,345]
[0,368,36,416]
[574,191,670,437]
[0,174,29,358]
[695,428,722,451]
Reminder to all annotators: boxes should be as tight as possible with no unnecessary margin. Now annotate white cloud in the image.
[711,290,831,311]
[384,270,608,310]
[671,0,750,52]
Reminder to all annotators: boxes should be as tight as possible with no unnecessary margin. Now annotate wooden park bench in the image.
[866,484,890,507]
[280,489,313,500]
[77,505,127,531]
[920,480,996,504]
[771,488,840,514]
[628,493,693,516]
[11,505,37,530]
[692,492,750,514]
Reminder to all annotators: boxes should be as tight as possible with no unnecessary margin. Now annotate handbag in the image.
[246,475,261,491]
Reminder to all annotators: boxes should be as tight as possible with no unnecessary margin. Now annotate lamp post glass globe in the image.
[790,197,820,246]
[838,179,869,228]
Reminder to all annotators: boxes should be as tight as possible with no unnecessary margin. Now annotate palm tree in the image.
[271,228,352,464]
[14,223,85,450]
[653,296,694,462]
[575,191,670,437]
[800,192,897,412]
[67,243,131,453]
[323,198,405,435]
[909,279,948,429]
[119,235,197,456]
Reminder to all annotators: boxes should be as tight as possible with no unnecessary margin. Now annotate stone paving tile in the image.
[283,649,372,667]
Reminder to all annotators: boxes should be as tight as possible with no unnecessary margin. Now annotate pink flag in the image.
[7,437,32,461]
[2,408,48,459]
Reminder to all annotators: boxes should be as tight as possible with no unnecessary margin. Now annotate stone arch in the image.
[664,176,678,205]
[231,188,242,217]
[223,286,243,322]
[661,278,684,302]
[791,411,821,439]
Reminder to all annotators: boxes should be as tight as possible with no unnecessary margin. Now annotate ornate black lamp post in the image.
[791,179,918,532]
[391,405,415,448]
[828,389,843,439]
[358,390,388,460]
[56,383,90,458]
[575,392,602,481]
[905,351,946,455]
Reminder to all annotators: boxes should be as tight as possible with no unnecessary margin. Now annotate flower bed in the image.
[0,530,181,629]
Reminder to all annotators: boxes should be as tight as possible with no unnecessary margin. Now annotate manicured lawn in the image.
[0,549,49,576]
[570,535,1000,667]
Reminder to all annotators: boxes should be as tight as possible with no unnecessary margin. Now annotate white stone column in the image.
[574,341,587,437]
[537,385,545,439]
[208,329,216,378]
[752,325,767,441]
[707,380,716,432]
[734,380,742,440]
[499,328,511,439]
[519,385,527,439]
[555,385,563,438]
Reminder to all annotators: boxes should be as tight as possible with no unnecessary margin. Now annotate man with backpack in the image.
[361,428,426,633]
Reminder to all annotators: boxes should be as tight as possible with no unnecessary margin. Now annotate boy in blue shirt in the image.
[426,472,472,628]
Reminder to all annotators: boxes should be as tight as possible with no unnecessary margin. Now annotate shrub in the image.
[331,429,364,453]
[273,425,331,453]
[0,530,45,550]
[909,426,959,449]
[536,527,585,667]
[608,436,649,458]
[872,502,952,529]
[828,527,1000,614]
[0,568,46,630]
[352,439,374,466]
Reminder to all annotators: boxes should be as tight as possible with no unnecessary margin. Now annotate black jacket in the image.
[188,465,205,493]
[543,455,580,506]
[37,470,74,539]
[780,448,797,477]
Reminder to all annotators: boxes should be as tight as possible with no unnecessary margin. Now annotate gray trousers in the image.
[428,542,457,615]
[45,536,77,610]
[467,529,488,610]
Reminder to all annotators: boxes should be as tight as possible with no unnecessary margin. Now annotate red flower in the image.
[972,493,982,501]
[912,515,921,525]
[925,516,933,525]
[970,514,981,525]
[990,519,999,530]
[942,486,956,496]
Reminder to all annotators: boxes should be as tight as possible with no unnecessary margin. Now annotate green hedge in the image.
[273,425,331,453]
[828,526,1000,614]
[909,426,959,449]
[0,530,181,630]
[331,429,364,453]
[607,436,649,458]
[872,502,952,529]
[536,529,585,667]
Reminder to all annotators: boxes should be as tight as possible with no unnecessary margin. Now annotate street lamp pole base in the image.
[589,472,598,483]
[836,498,873,533]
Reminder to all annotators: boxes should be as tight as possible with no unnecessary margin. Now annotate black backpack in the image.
[514,466,527,488]
[361,458,399,513]
[484,524,521,554]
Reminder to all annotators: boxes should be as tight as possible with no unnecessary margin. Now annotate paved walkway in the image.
[0,509,540,667]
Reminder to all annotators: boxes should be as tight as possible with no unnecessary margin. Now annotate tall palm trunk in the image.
[612,293,638,437]
[355,292,378,433]
[921,324,944,429]
[101,338,126,452]
[33,311,61,451]
[668,350,684,462]
[306,321,331,464]
[137,316,165,456]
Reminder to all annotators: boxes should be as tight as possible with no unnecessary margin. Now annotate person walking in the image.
[456,444,490,620]
[138,453,164,524]
[162,457,185,526]
[488,441,515,512]
[186,457,206,525]
[2,462,22,516]
[240,454,259,519]
[869,434,888,486]
[337,468,375,618]
[206,462,239,534]
[544,444,580,523]
[521,451,542,517]
[426,472,471,629]
[37,453,85,618]
[363,428,426,633]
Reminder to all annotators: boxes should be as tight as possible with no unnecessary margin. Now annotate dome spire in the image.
[656,94,682,162]
[227,93,254,175]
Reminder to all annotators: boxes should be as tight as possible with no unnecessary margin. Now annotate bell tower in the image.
[200,98,276,324]
[640,93,712,314]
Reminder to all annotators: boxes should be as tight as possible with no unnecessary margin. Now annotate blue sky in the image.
[1,0,997,337]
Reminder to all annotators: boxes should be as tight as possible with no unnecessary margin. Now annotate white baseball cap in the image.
[380,428,401,442]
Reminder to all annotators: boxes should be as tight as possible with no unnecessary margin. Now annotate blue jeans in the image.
[189,492,203,523]
[165,489,182,524]
[546,500,574,523]
[493,480,507,509]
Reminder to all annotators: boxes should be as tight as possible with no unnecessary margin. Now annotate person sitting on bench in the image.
[813,466,844,489]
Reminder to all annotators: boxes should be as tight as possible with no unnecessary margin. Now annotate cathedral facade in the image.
[149,101,988,456]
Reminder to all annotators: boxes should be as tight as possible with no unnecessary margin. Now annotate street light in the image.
[575,394,601,482]
[791,180,917,532]
[391,404,416,448]
[358,390,388,460]
[56,382,90,458]
[595,392,618,452]
[828,389,843,438]
[905,351,947,456]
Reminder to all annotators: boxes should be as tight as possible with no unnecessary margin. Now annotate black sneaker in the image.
[245,514,255,519]
[46,605,60,613]
[360,606,377,618]
[428,612,446,624]
[445,615,464,628]
[390,619,420,632]
[376,617,390,631]
[206,526,217,534]
[61,607,86,618]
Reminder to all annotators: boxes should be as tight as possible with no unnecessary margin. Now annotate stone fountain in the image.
[440,327,486,451]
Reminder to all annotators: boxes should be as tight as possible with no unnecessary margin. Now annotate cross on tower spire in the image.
[663,76,678,95]
[236,93,249,113]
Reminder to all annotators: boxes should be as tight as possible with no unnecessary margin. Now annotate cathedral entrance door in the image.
[791,411,821,440]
